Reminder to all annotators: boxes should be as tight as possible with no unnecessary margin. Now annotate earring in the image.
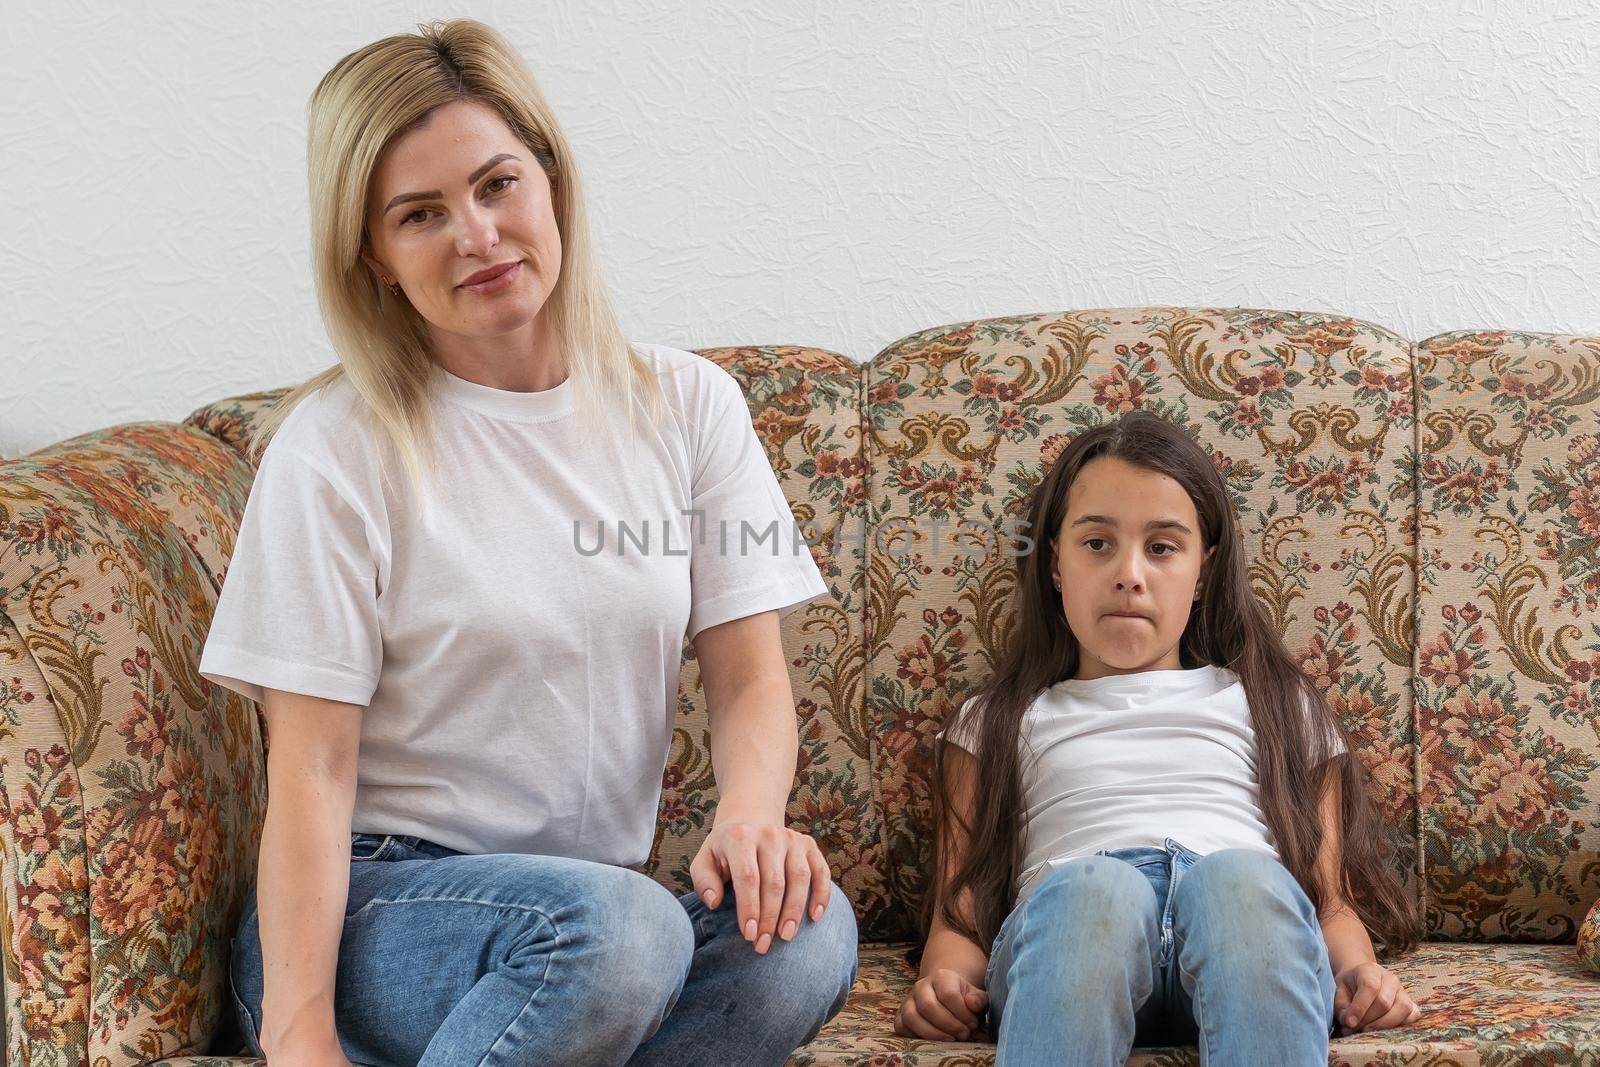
[385,280,400,296]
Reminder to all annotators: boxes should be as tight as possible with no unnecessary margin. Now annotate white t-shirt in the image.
[199,343,829,863]
[941,664,1345,901]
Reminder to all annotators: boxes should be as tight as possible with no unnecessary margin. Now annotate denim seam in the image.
[347,894,560,928]
[1175,938,1215,1067]
[343,897,561,1067]
[227,967,262,1056]
[476,920,560,1067]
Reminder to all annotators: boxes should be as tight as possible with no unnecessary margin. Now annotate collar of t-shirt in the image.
[432,362,575,422]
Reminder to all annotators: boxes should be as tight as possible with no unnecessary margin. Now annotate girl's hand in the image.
[894,968,989,1041]
[689,822,831,954]
[1334,962,1422,1032]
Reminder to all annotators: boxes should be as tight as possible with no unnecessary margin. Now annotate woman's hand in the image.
[894,968,988,1041]
[1334,961,1422,1033]
[690,822,831,954]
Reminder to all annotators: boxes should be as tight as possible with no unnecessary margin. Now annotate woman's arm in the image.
[694,609,796,827]
[690,610,831,954]
[254,687,363,1064]
[1313,768,1421,1033]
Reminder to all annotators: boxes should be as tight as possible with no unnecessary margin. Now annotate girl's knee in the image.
[1032,856,1158,922]
[1019,858,1159,964]
[1177,849,1316,927]
[1173,850,1326,978]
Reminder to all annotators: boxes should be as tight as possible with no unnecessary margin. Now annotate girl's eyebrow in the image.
[1070,514,1193,535]
[382,153,520,216]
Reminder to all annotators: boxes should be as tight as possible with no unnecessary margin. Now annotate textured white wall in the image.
[2,0,1597,458]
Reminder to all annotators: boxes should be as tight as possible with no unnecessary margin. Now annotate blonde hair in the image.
[247,18,664,496]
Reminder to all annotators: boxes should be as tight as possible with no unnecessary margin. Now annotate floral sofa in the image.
[3,306,1599,1067]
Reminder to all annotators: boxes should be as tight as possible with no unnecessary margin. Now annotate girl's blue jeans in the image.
[228,832,858,1066]
[986,838,1336,1066]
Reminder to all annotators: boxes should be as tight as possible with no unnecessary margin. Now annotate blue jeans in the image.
[985,838,1335,1066]
[229,833,858,1066]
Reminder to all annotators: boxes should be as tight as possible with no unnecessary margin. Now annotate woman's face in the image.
[360,99,562,344]
[1050,455,1215,680]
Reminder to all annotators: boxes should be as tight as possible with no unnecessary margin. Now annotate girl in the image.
[895,410,1422,1064]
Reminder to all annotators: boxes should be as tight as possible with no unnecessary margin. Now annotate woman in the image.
[198,18,856,1067]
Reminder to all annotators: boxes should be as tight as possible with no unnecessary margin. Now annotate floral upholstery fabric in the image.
[4,316,1597,1066]
[0,424,267,1066]
[1580,898,1600,974]
[1412,330,1600,942]
[139,942,1600,1066]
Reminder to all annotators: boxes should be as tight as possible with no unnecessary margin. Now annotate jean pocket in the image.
[1171,843,1203,870]
[227,942,263,1057]
[350,833,395,862]
[1100,847,1166,872]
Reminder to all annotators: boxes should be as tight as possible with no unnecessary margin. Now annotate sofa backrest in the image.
[4,308,1597,1064]
[147,311,1600,947]
[1411,328,1600,941]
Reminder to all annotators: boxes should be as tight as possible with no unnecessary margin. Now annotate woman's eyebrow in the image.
[382,153,520,216]
[1069,514,1193,535]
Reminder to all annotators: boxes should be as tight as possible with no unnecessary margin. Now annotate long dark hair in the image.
[927,410,1419,958]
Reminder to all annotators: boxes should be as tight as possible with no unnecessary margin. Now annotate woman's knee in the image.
[422,857,694,1012]
[794,881,859,1012]
[578,868,696,995]
[738,880,858,1017]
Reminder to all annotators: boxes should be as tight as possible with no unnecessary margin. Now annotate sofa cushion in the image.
[1413,329,1600,941]
[862,308,1424,940]
[158,938,1600,1065]
[787,941,1600,1065]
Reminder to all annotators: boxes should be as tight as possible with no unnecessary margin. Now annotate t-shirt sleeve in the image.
[936,694,985,754]
[684,363,831,641]
[198,444,383,706]
[1303,687,1349,762]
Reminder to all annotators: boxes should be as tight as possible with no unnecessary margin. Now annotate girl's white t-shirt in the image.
[198,342,829,864]
[941,664,1344,901]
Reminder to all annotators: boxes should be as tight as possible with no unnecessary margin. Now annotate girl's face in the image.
[1049,455,1215,681]
[359,99,562,345]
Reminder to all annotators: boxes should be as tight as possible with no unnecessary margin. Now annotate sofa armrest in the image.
[1,421,267,1062]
